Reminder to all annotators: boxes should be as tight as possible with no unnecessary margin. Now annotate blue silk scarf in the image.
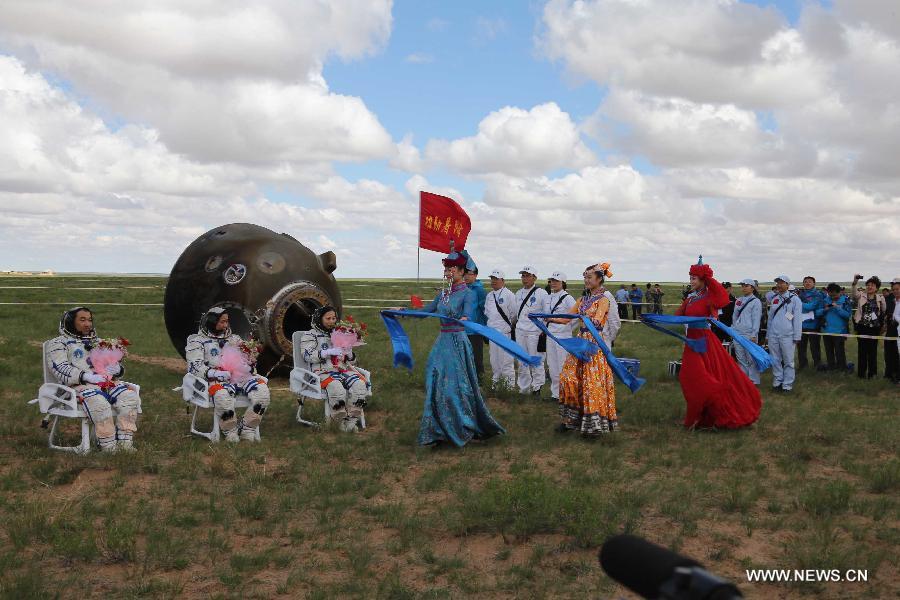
[380,309,542,370]
[527,312,645,393]
[640,313,773,372]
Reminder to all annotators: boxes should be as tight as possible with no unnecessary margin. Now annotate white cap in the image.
[519,265,537,276]
[739,278,756,287]
[549,271,567,282]
[774,274,791,284]
[489,269,505,279]
[892,277,900,285]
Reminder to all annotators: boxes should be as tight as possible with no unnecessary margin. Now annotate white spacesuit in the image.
[46,307,139,452]
[299,306,369,432]
[185,307,270,442]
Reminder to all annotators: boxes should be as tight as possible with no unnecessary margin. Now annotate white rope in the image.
[0,302,164,306]
[0,285,162,290]
[3,302,895,340]
[616,318,898,341]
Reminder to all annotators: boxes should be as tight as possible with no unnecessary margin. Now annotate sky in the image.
[0,0,897,283]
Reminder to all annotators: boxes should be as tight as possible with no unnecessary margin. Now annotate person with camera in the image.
[851,274,887,379]
[650,284,665,314]
[628,284,644,320]
[819,283,853,373]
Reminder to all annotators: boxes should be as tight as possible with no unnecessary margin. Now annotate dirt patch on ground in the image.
[128,353,185,372]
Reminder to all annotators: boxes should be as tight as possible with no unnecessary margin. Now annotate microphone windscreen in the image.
[599,534,701,599]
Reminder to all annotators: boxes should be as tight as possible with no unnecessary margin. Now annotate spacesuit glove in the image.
[105,364,122,377]
[208,369,231,381]
[83,372,106,385]
[322,347,345,357]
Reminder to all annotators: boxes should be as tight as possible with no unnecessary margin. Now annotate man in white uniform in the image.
[514,265,550,395]
[767,276,802,393]
[546,272,577,401]
[483,269,517,389]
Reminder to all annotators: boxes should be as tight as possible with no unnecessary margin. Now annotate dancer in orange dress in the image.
[548,262,618,435]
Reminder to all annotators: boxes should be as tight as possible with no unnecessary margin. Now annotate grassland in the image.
[0,276,897,599]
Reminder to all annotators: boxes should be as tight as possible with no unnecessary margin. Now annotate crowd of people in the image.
[613,283,666,319]
[40,256,899,453]
[725,274,899,385]
[406,256,899,446]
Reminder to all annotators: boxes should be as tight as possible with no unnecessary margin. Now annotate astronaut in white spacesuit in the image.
[185,307,270,442]
[46,307,140,452]
[299,306,369,432]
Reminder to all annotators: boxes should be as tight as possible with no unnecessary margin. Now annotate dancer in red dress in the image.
[675,261,762,429]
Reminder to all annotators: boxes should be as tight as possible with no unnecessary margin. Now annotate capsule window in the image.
[205,255,223,271]
[257,252,286,274]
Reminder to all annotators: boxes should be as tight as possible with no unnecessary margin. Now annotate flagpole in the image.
[417,190,421,286]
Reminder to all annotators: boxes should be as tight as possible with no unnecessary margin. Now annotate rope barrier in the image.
[0,302,164,306]
[3,303,896,340]
[0,286,163,290]
[613,318,897,341]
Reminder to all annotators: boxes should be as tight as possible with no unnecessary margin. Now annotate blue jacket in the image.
[467,280,488,326]
[821,294,852,334]
[797,287,825,331]
[629,289,643,303]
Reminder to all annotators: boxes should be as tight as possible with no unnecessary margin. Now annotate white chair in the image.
[178,372,262,443]
[289,330,372,428]
[29,340,141,454]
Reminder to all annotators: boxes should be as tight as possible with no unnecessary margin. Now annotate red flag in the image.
[419,191,471,253]
[410,295,424,309]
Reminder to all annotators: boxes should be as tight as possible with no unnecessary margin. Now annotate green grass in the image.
[0,276,897,599]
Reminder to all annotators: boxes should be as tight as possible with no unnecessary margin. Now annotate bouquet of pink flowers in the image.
[88,337,130,390]
[329,315,367,366]
[218,345,254,385]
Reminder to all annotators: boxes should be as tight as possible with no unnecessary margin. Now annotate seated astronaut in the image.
[185,307,270,442]
[46,307,140,452]
[299,306,370,432]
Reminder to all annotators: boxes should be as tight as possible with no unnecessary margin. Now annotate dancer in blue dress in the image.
[417,249,506,447]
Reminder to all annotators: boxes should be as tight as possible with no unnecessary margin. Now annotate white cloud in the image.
[540,0,827,109]
[425,102,595,176]
[0,55,417,275]
[587,89,816,176]
[0,0,396,166]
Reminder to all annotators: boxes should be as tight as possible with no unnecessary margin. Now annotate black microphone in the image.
[599,534,742,600]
